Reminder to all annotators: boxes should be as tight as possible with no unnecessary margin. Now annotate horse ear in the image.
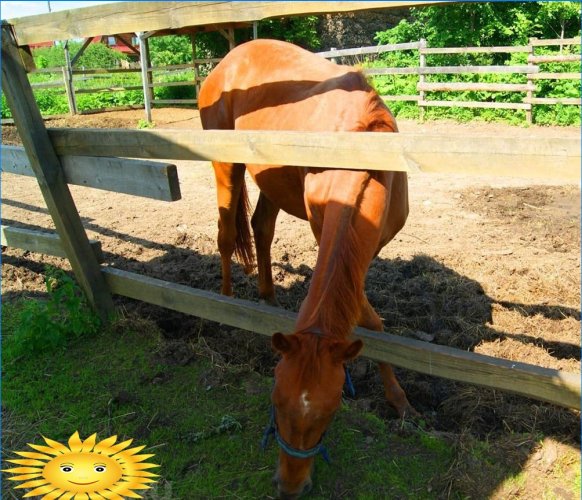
[331,339,363,363]
[271,332,299,356]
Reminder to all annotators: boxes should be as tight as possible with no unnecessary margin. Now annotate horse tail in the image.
[234,177,255,274]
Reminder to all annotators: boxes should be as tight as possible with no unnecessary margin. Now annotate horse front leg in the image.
[251,192,280,305]
[212,161,246,297]
[358,296,417,418]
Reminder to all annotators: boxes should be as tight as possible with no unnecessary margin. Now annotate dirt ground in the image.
[2,109,580,497]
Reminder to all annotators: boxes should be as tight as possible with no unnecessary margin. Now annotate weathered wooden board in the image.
[419,99,531,110]
[1,225,104,263]
[530,72,581,80]
[418,82,536,92]
[421,45,530,54]
[1,145,181,201]
[530,37,581,47]
[317,41,422,58]
[8,1,445,46]
[528,54,581,64]
[366,65,538,76]
[102,267,581,410]
[524,97,581,106]
[47,128,581,181]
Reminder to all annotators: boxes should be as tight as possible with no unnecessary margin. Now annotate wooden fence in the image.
[318,37,581,124]
[20,36,580,122]
[26,58,219,116]
[3,20,581,411]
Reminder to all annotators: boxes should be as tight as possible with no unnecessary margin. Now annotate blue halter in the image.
[261,366,355,463]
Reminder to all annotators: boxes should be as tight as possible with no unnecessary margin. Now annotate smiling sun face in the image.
[43,452,123,493]
[3,432,159,499]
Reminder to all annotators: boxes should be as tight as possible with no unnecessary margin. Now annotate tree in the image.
[375,2,581,48]
[535,2,581,41]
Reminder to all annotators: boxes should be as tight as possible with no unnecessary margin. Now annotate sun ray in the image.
[6,473,43,481]
[108,439,134,454]
[68,431,84,452]
[2,466,45,474]
[28,443,66,456]
[97,490,124,500]
[73,493,89,500]
[23,484,58,497]
[15,450,54,460]
[6,458,47,466]
[116,453,155,463]
[41,488,67,500]
[42,436,71,454]
[14,478,50,489]
[113,445,145,457]
[126,470,159,478]
[80,433,97,452]
[54,491,75,500]
[93,436,118,454]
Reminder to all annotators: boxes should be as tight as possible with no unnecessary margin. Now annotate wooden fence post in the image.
[418,38,427,121]
[1,23,114,321]
[526,38,535,125]
[190,33,201,102]
[138,32,153,122]
[63,42,77,115]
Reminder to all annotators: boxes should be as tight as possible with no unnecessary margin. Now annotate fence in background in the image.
[318,36,581,124]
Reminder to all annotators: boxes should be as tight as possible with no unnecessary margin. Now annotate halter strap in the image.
[261,407,331,463]
[261,365,355,463]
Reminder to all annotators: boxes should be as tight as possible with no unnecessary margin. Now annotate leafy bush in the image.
[6,267,101,358]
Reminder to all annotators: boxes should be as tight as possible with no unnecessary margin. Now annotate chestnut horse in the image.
[199,39,414,498]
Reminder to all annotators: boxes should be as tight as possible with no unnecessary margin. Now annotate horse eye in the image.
[60,466,74,473]
[94,465,106,473]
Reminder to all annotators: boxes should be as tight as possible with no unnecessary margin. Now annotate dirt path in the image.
[2,110,580,464]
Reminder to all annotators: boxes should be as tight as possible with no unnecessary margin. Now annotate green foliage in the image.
[149,35,194,66]
[6,267,101,358]
[33,41,127,69]
[376,2,580,47]
[258,15,321,49]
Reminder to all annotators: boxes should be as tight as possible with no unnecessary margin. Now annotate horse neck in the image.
[296,172,380,339]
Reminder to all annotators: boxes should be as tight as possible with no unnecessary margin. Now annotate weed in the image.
[137,118,155,129]
[5,267,100,358]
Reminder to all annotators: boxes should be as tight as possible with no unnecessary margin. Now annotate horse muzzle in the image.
[274,473,313,499]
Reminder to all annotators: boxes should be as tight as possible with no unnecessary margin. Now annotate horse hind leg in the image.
[358,296,417,418]
[212,162,253,297]
[251,192,280,305]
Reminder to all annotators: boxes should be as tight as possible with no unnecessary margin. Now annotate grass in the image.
[2,293,580,499]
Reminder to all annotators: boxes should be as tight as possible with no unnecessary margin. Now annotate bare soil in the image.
[2,109,580,498]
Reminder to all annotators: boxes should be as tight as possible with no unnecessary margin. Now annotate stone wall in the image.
[318,9,410,51]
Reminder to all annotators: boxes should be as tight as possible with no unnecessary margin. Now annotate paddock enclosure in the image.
[1,0,581,495]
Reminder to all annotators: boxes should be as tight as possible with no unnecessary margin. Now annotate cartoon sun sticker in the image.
[2,431,159,499]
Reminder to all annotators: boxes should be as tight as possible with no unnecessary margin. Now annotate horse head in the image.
[269,332,363,498]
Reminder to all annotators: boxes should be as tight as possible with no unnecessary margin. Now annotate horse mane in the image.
[298,175,373,340]
[297,87,397,340]
[354,87,398,133]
